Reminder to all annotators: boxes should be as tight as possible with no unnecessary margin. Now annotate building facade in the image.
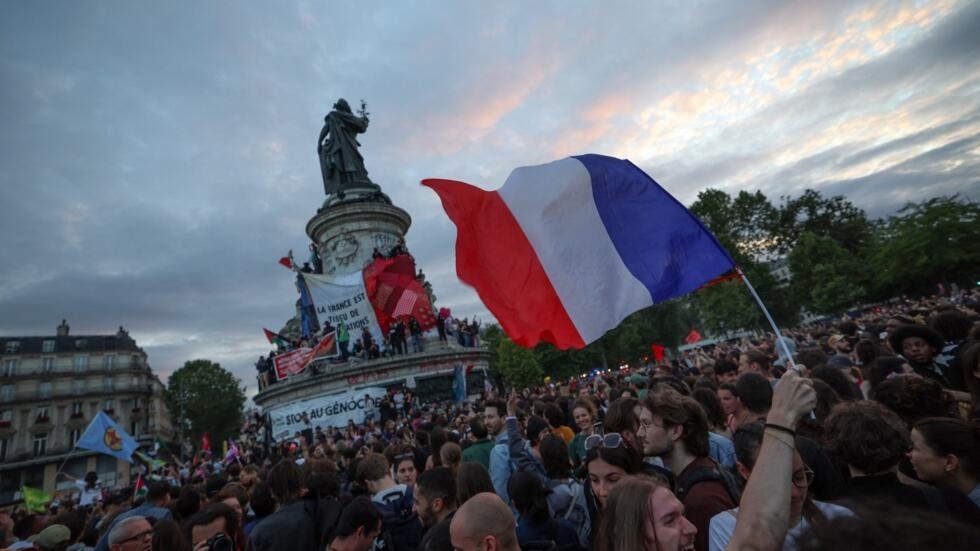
[0,320,174,504]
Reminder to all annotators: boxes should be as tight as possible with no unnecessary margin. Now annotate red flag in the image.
[201,432,211,453]
[278,256,293,269]
[363,254,436,334]
[685,330,702,344]
[650,344,665,362]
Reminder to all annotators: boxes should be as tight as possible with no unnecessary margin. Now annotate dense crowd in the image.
[4,291,980,551]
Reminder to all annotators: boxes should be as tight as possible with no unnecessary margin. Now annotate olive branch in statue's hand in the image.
[358,99,370,119]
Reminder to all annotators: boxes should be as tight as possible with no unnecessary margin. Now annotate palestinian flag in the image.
[263,328,289,349]
[134,474,147,500]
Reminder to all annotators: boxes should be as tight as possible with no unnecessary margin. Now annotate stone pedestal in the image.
[306,201,412,276]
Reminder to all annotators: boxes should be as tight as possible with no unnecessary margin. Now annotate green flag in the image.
[22,485,52,513]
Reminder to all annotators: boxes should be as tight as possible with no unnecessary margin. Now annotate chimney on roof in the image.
[57,319,70,336]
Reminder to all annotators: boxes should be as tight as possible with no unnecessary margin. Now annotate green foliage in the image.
[789,232,867,314]
[485,326,545,390]
[870,196,980,297]
[164,359,245,451]
[688,280,761,335]
[774,189,873,255]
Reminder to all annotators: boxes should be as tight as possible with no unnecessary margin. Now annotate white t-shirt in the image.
[708,500,852,551]
[75,480,102,506]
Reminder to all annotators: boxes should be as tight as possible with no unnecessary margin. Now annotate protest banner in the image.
[268,386,388,440]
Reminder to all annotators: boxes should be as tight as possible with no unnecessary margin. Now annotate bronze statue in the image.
[317,98,382,200]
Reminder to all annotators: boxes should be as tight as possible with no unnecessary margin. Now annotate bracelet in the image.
[765,423,796,437]
[764,429,795,449]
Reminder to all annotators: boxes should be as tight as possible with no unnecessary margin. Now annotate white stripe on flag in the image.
[497,157,654,343]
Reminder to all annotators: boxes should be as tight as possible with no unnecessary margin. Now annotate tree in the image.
[774,189,872,255]
[788,231,867,314]
[690,189,778,259]
[481,325,545,390]
[870,196,980,297]
[165,359,245,453]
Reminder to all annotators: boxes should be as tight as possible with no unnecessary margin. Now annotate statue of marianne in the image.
[317,98,380,199]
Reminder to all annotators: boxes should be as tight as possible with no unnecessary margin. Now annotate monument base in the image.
[307,200,412,276]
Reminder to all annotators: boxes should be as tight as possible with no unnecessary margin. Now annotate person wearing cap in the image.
[28,524,71,551]
[889,324,966,392]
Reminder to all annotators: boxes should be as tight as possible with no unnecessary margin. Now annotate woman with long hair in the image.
[583,431,647,546]
[910,417,980,507]
[594,476,696,551]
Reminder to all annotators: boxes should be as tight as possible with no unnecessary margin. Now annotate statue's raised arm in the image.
[317,98,385,204]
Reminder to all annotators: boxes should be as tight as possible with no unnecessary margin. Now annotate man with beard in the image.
[637,388,738,551]
[414,467,457,551]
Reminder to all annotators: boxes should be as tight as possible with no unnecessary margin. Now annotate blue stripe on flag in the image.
[575,154,736,303]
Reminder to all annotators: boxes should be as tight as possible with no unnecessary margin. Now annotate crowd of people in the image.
[4,291,980,551]
[255,311,481,391]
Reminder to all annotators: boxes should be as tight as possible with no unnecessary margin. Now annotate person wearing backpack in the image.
[357,452,422,551]
[636,387,738,551]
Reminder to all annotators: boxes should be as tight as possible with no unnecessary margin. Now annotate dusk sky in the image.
[2,1,978,396]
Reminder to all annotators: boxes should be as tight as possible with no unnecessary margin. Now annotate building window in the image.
[103,377,114,392]
[69,428,81,448]
[0,410,11,428]
[104,399,114,413]
[3,341,19,354]
[0,385,13,402]
[72,402,83,416]
[130,420,139,437]
[33,433,47,457]
[2,359,16,377]
[103,355,116,369]
[73,356,89,372]
[74,339,87,350]
[72,379,85,395]
[42,340,55,353]
[35,407,50,423]
[41,358,55,373]
[38,382,53,399]
[0,438,7,461]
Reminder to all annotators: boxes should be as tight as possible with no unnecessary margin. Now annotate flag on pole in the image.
[201,432,211,454]
[685,330,702,344]
[452,364,467,404]
[226,439,240,462]
[278,256,294,269]
[423,154,736,349]
[650,344,666,362]
[22,486,52,513]
[134,473,148,500]
[76,411,138,463]
[263,328,289,349]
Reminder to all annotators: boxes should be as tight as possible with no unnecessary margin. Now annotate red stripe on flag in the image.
[422,179,583,348]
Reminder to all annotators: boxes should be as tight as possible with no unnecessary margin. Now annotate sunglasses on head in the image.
[584,433,624,451]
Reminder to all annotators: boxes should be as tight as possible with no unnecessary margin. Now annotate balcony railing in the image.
[0,382,154,405]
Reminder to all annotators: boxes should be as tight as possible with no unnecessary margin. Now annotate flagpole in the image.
[53,445,81,480]
[737,268,800,373]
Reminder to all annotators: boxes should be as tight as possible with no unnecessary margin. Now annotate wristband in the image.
[764,423,796,437]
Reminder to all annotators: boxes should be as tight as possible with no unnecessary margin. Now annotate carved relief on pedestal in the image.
[372,232,399,256]
[328,231,360,268]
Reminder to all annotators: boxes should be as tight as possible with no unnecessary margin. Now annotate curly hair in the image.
[871,375,955,426]
[824,401,910,474]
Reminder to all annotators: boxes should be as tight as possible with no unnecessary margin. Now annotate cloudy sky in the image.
[2,1,978,395]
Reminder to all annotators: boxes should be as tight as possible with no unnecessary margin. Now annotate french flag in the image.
[423,154,735,349]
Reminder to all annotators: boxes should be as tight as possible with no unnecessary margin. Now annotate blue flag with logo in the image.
[76,411,138,463]
[452,364,467,404]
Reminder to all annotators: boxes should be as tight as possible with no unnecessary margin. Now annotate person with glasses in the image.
[107,516,153,551]
[708,421,851,551]
[582,428,646,547]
